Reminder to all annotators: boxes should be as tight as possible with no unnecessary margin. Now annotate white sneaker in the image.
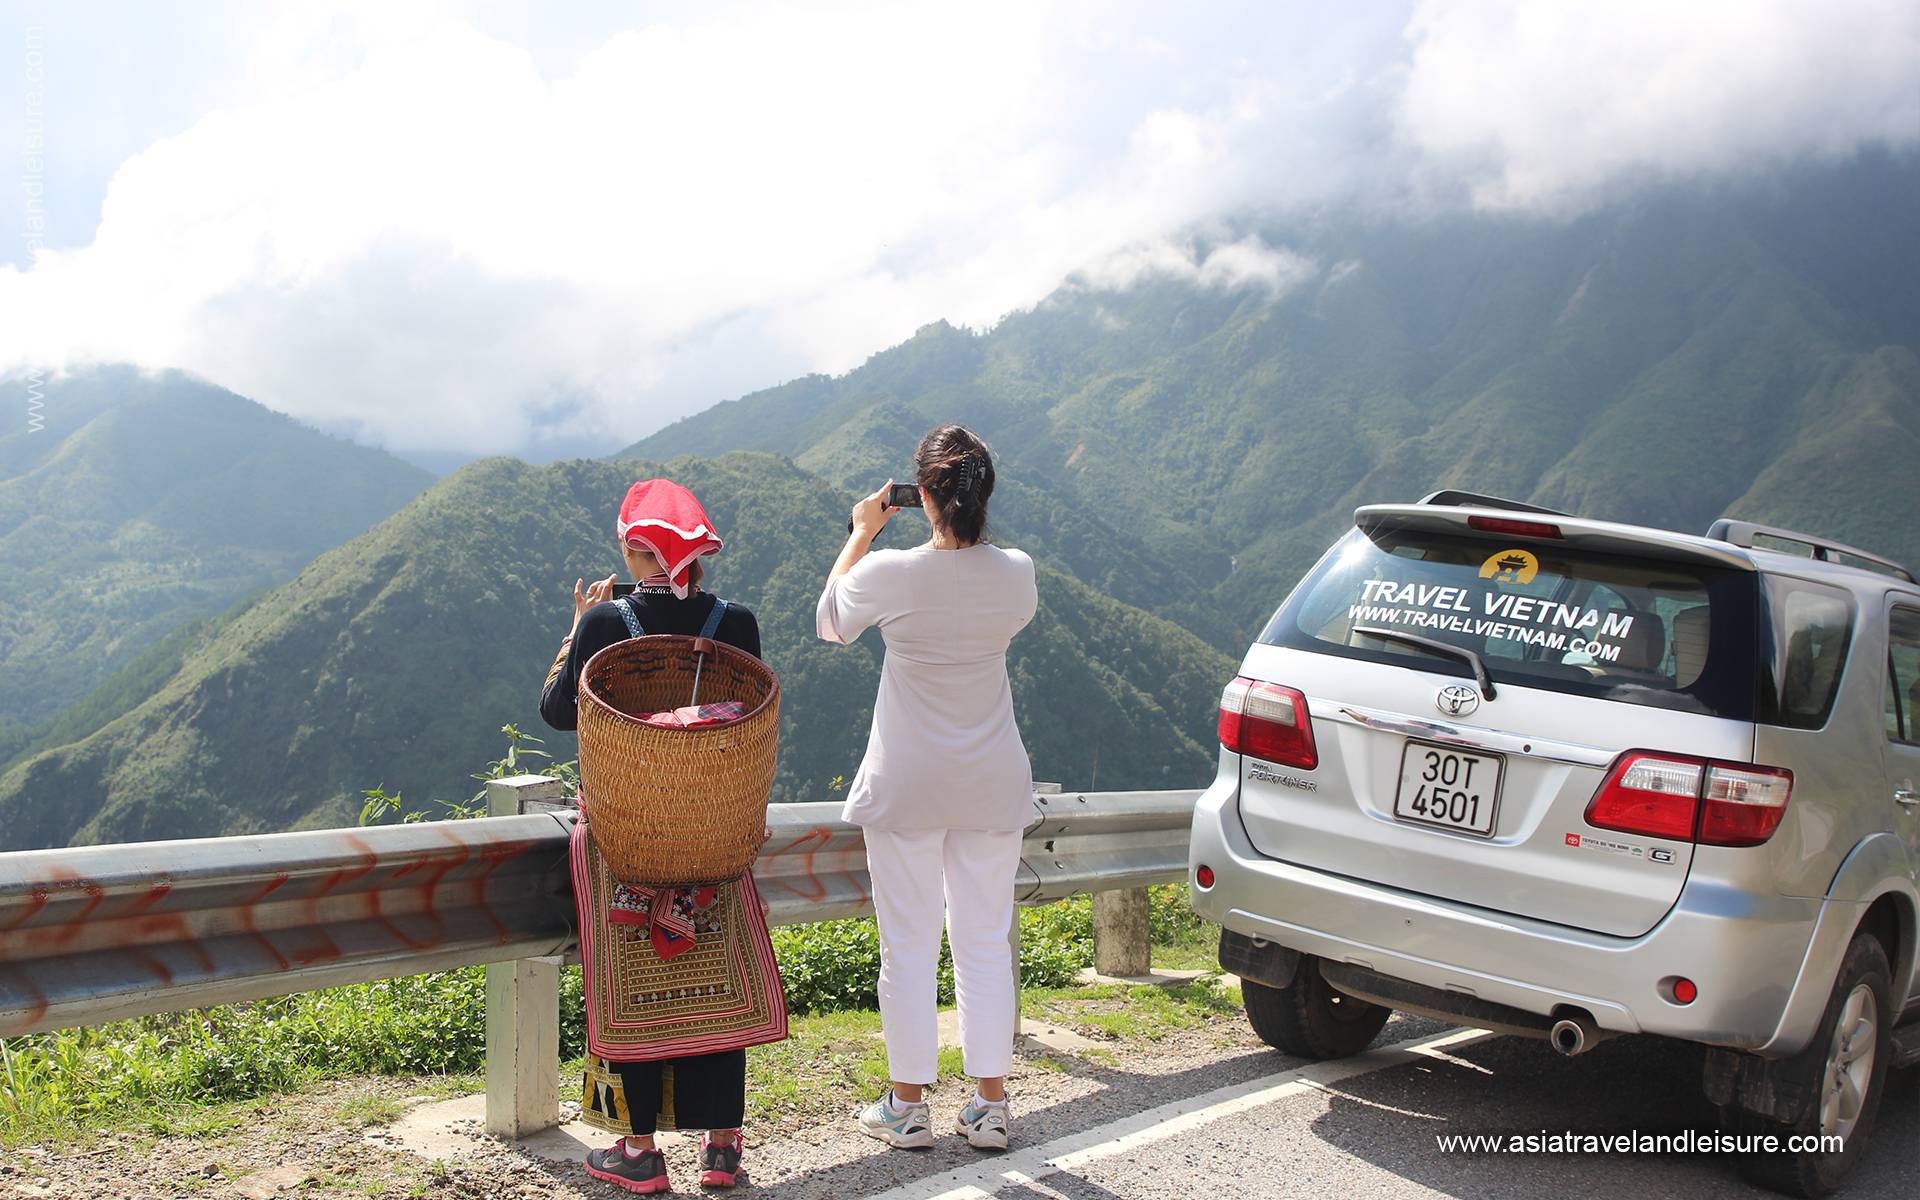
[858,1091,936,1149]
[955,1096,1010,1150]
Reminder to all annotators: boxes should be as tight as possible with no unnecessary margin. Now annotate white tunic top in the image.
[816,543,1039,831]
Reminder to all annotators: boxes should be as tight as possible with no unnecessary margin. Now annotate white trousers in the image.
[864,827,1023,1084]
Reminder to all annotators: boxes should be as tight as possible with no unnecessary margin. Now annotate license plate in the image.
[1393,741,1502,837]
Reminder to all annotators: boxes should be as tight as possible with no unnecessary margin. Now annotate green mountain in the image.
[0,454,1233,850]
[631,154,1920,648]
[10,155,1916,851]
[0,368,432,764]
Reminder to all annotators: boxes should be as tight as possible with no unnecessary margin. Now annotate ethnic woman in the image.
[540,478,787,1193]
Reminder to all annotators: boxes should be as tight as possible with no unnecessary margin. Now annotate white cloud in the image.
[1077,234,1320,297]
[1399,0,1920,211]
[2,0,1915,456]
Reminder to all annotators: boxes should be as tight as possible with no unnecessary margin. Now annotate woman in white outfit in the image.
[815,424,1038,1152]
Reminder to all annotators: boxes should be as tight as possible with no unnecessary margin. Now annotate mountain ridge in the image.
[631,154,1920,645]
[0,367,432,756]
[0,453,1233,850]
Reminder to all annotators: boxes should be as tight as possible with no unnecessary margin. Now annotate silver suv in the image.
[1189,492,1919,1196]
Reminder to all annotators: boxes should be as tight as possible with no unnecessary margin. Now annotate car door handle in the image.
[1897,788,1919,807]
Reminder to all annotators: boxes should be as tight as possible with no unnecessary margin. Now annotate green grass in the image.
[1024,981,1241,1042]
[738,1008,969,1127]
[335,1094,408,1129]
[1,887,1218,1146]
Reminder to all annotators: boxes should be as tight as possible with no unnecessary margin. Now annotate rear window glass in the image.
[1261,528,1760,718]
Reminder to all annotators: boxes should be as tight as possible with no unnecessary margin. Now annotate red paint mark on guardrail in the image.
[11,975,49,1029]
[125,879,172,915]
[180,934,215,974]
[374,916,438,951]
[283,927,342,966]
[132,950,173,986]
[0,888,48,931]
[467,834,524,943]
[768,828,835,902]
[132,914,191,946]
[316,839,380,896]
[420,834,473,910]
[250,932,292,972]
[238,873,291,933]
[46,879,106,946]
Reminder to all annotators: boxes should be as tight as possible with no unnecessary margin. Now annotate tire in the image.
[1242,952,1391,1060]
[1730,931,1894,1198]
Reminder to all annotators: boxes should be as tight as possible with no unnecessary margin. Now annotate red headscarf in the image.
[616,479,723,599]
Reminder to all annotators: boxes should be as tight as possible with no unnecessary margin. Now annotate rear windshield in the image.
[1261,528,1761,718]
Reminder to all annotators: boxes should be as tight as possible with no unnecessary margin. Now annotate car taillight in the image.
[1697,763,1794,847]
[1586,752,1703,840]
[1219,676,1317,770]
[1584,751,1793,847]
[1468,515,1563,539]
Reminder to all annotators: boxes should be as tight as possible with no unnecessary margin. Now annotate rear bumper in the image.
[1188,771,1851,1055]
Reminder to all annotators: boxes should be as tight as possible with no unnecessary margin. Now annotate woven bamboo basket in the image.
[576,634,780,886]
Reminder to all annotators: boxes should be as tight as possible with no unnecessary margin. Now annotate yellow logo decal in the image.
[1479,547,1539,585]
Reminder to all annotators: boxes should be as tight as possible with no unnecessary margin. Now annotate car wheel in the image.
[1731,930,1893,1197]
[1242,952,1391,1060]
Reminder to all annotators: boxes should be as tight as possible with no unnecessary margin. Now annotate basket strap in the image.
[698,597,730,641]
[616,595,647,640]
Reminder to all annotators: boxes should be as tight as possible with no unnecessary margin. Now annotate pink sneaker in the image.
[700,1130,744,1187]
[584,1142,670,1194]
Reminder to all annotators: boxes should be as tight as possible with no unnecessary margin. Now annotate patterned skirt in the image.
[570,816,788,1064]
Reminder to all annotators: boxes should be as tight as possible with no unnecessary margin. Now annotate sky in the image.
[2,0,1917,462]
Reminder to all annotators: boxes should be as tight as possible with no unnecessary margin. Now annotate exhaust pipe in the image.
[1549,1012,1603,1056]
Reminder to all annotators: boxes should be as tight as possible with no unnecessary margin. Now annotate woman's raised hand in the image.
[850,480,900,540]
[572,573,617,630]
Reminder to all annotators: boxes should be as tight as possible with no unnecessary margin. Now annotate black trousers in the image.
[615,1048,747,1135]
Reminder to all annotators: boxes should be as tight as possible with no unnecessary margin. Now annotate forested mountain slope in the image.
[0,368,431,761]
[0,454,1231,849]
[634,156,1920,646]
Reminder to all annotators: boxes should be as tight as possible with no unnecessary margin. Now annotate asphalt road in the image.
[754,1015,1919,1200]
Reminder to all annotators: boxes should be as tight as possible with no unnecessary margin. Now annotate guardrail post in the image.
[1092,888,1152,978]
[484,775,567,1138]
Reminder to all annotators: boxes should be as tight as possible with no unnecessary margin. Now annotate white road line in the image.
[863,1027,1492,1200]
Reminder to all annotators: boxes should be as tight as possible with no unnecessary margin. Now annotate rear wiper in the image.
[1351,626,1498,700]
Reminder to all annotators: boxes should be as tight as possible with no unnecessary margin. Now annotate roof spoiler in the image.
[1418,489,1569,517]
[1707,519,1915,583]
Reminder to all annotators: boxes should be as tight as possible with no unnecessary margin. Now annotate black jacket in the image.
[539,591,762,731]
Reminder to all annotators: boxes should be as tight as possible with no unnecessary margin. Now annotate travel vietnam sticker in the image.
[1480,547,1538,585]
[1346,547,1636,662]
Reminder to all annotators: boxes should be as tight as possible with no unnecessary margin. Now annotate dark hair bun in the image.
[914,424,994,545]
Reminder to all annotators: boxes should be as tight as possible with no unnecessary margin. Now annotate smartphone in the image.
[846,483,921,533]
[611,581,640,598]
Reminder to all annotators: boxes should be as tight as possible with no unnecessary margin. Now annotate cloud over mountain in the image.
[4,0,1915,457]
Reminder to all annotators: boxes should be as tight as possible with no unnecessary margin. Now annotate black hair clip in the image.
[957,452,983,495]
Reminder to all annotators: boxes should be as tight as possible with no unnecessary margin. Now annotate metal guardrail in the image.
[0,777,1200,1041]
[0,811,576,1037]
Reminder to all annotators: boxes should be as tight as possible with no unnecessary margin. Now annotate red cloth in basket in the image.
[637,700,747,728]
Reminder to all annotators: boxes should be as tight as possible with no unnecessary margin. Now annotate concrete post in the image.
[483,775,567,1137]
[1092,887,1152,978]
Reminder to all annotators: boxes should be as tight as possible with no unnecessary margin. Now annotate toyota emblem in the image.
[1436,683,1480,717]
